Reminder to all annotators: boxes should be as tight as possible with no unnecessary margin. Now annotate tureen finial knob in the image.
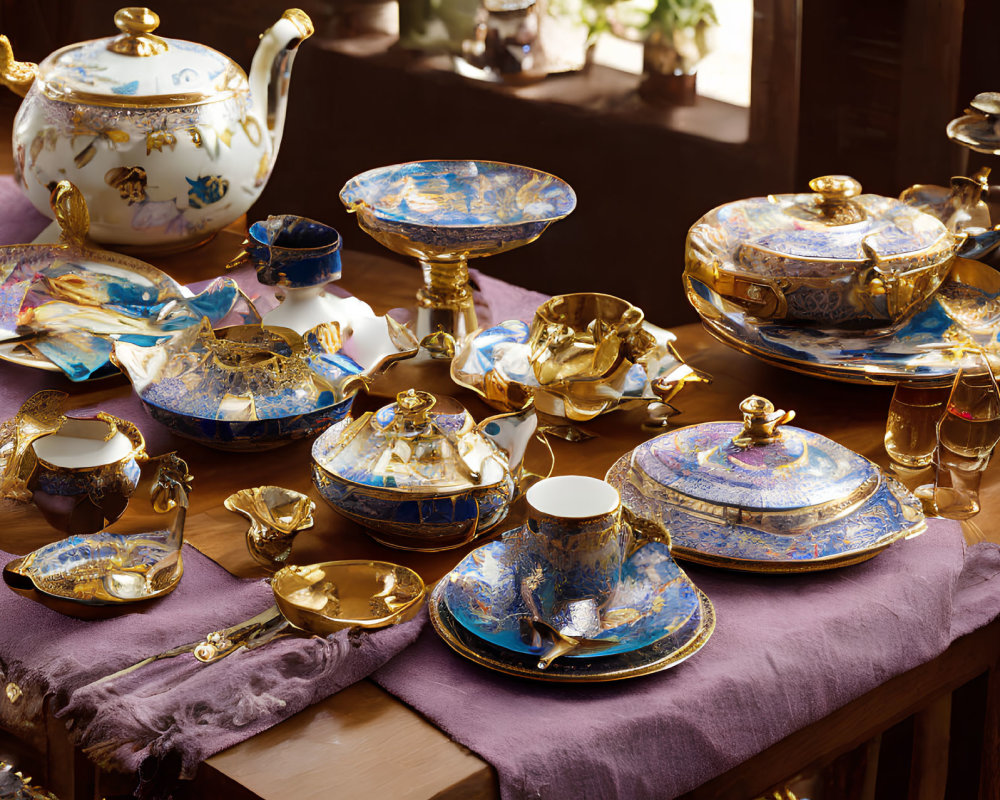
[395,389,436,422]
[732,395,795,448]
[108,8,168,56]
[808,175,866,225]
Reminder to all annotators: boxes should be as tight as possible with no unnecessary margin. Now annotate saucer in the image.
[451,320,696,419]
[606,455,926,573]
[439,531,710,667]
[685,257,1000,386]
[430,580,714,682]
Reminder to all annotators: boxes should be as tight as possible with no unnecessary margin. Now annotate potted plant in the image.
[639,0,718,105]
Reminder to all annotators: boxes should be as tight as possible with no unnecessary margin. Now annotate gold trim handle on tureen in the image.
[731,395,795,448]
[0,35,37,98]
[682,258,788,319]
[107,7,169,57]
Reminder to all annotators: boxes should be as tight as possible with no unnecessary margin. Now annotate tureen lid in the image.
[630,395,879,518]
[314,390,507,491]
[695,175,951,270]
[36,7,246,107]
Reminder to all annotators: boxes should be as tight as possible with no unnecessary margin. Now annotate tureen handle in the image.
[0,35,37,98]
[731,395,794,448]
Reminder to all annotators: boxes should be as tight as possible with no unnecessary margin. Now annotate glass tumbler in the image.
[884,383,950,468]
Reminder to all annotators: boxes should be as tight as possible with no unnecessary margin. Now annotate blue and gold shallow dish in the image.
[443,533,703,658]
[339,160,576,259]
[606,396,926,573]
[687,257,1000,386]
[0,182,245,381]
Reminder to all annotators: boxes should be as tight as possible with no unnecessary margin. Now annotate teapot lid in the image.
[692,175,951,273]
[629,396,879,521]
[36,7,247,107]
[313,390,508,492]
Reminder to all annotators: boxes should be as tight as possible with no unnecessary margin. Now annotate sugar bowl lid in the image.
[630,395,880,525]
[36,7,246,106]
[693,175,951,270]
[314,390,507,492]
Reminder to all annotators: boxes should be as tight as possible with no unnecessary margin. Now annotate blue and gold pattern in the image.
[685,176,956,329]
[113,320,412,451]
[311,392,536,551]
[440,533,703,659]
[687,256,1000,385]
[340,160,576,257]
[606,398,926,572]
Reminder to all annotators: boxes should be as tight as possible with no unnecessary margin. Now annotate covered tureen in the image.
[312,389,537,551]
[684,175,960,329]
[606,395,925,571]
[1,7,313,251]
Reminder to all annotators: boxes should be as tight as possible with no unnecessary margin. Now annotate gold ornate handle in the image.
[49,181,91,250]
[107,7,168,56]
[0,35,37,98]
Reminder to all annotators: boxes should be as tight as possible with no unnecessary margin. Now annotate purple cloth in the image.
[373,521,1000,800]
[0,176,49,244]
[471,267,548,326]
[0,545,425,779]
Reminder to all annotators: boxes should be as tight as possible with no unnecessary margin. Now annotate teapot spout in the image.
[248,9,314,162]
[0,35,37,98]
[478,404,537,474]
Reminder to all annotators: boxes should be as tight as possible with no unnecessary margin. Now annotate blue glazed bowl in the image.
[243,215,343,289]
[114,323,371,452]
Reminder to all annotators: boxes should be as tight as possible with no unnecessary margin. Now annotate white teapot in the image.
[0,7,313,253]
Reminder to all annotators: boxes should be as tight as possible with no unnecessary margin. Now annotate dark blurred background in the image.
[1,0,997,326]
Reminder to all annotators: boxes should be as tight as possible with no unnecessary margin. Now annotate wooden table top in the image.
[3,231,996,800]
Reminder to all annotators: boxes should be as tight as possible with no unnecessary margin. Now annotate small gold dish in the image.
[224,485,315,571]
[271,560,426,636]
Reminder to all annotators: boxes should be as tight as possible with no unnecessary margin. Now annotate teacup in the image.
[526,293,653,386]
[29,414,147,535]
[517,475,628,629]
[240,214,343,289]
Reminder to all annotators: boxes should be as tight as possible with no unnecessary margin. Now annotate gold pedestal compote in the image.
[340,160,576,351]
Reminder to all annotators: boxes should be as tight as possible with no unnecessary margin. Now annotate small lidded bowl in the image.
[607,395,925,571]
[311,389,536,551]
[684,175,957,329]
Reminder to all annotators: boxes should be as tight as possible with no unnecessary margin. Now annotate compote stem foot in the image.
[416,257,478,343]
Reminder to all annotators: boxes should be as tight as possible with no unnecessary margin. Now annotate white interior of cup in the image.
[32,419,133,469]
[526,475,619,519]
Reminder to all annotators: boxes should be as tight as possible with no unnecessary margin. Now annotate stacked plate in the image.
[429,527,715,682]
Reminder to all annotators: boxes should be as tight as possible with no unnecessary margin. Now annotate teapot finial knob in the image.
[108,8,168,56]
[732,395,795,448]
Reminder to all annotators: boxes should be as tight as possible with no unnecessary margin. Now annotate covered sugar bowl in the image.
[606,395,925,572]
[1,6,313,252]
[311,389,537,551]
[684,175,970,330]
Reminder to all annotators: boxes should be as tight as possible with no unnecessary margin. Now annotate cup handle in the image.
[621,507,670,557]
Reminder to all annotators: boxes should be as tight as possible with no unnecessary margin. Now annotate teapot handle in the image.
[0,36,36,98]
